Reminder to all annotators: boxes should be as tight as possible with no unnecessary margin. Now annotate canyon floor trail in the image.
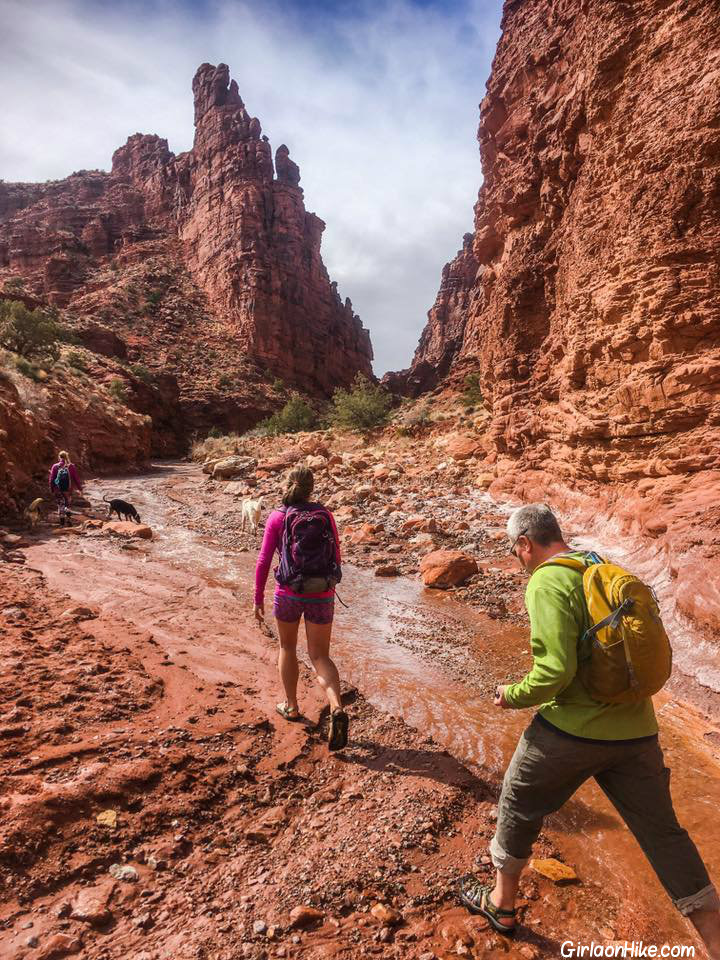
[1,462,718,959]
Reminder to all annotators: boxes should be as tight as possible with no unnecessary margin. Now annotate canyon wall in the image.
[0,63,372,443]
[394,0,720,637]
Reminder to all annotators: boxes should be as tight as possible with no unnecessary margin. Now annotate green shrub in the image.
[13,355,43,381]
[217,373,234,389]
[0,300,62,360]
[329,374,391,432]
[66,350,87,371]
[258,393,317,435]
[208,426,224,439]
[108,378,128,403]
[3,276,25,292]
[272,378,286,393]
[130,363,152,384]
[461,373,483,407]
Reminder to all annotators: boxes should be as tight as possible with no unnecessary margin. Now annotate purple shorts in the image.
[273,594,335,625]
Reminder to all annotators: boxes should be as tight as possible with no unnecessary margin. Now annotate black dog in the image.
[103,494,141,523]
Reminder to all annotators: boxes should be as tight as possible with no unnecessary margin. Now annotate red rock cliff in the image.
[395,0,720,638]
[0,63,373,434]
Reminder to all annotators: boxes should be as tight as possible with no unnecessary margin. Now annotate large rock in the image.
[445,435,482,461]
[70,883,114,926]
[35,933,84,959]
[102,521,153,540]
[211,455,257,480]
[419,549,477,588]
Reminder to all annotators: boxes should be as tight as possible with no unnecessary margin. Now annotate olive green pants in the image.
[491,717,719,915]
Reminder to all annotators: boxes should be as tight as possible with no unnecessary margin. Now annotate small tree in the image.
[0,300,62,360]
[330,374,391,432]
[258,393,317,435]
[461,372,484,407]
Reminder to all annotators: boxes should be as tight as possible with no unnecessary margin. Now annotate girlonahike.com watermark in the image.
[561,943,695,958]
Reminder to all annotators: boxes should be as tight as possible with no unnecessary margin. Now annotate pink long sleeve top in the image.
[254,507,341,606]
[48,461,83,492]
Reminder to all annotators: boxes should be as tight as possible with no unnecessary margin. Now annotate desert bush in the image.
[0,300,62,360]
[66,350,87,371]
[329,374,391,432]
[461,372,483,407]
[130,363,152,384]
[107,378,128,403]
[257,393,317,435]
[13,355,44,381]
[3,276,25,292]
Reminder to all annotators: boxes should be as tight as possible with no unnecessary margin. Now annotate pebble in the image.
[253,919,268,935]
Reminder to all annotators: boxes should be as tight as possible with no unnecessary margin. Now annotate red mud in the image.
[1,462,718,959]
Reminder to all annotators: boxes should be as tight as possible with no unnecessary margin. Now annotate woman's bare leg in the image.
[275,618,300,712]
[305,620,342,712]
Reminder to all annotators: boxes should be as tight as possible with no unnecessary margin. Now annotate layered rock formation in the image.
[393,0,720,636]
[0,63,372,441]
[0,364,153,522]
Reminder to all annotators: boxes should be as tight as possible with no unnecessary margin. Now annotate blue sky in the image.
[0,0,504,373]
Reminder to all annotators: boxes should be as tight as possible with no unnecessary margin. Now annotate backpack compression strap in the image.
[536,553,631,646]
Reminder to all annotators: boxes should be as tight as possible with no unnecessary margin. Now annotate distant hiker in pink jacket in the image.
[254,465,349,751]
[48,450,83,527]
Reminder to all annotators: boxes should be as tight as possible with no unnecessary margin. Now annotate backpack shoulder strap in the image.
[536,555,587,574]
[536,551,607,575]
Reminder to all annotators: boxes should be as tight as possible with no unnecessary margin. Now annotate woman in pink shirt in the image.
[254,465,349,751]
[48,450,83,527]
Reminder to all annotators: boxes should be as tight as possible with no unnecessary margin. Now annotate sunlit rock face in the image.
[390,0,720,636]
[0,62,373,415]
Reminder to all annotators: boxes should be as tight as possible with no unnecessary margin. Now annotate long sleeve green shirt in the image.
[504,553,658,740]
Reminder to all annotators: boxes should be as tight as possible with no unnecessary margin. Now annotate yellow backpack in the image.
[539,553,672,703]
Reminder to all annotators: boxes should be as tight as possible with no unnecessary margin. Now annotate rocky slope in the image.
[390,0,720,637]
[0,63,372,441]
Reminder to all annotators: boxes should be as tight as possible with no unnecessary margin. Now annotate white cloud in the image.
[0,0,502,373]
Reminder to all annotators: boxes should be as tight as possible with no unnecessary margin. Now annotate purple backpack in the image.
[275,504,342,592]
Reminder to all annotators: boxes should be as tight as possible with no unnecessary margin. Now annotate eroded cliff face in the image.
[395,0,720,637]
[0,63,372,439]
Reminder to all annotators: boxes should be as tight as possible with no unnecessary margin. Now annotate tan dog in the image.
[240,497,263,535]
[25,497,44,528]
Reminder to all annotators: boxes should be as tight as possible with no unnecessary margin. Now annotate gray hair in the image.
[507,504,563,547]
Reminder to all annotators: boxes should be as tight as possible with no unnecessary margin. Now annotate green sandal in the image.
[276,702,300,721]
[457,876,517,936]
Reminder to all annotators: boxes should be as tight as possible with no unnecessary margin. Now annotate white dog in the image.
[240,497,263,535]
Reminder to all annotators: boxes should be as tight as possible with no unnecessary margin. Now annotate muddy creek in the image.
[27,463,720,948]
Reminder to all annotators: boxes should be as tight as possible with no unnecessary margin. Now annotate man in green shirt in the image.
[459,504,720,957]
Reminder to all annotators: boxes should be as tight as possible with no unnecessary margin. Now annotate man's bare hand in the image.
[494,684,511,709]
